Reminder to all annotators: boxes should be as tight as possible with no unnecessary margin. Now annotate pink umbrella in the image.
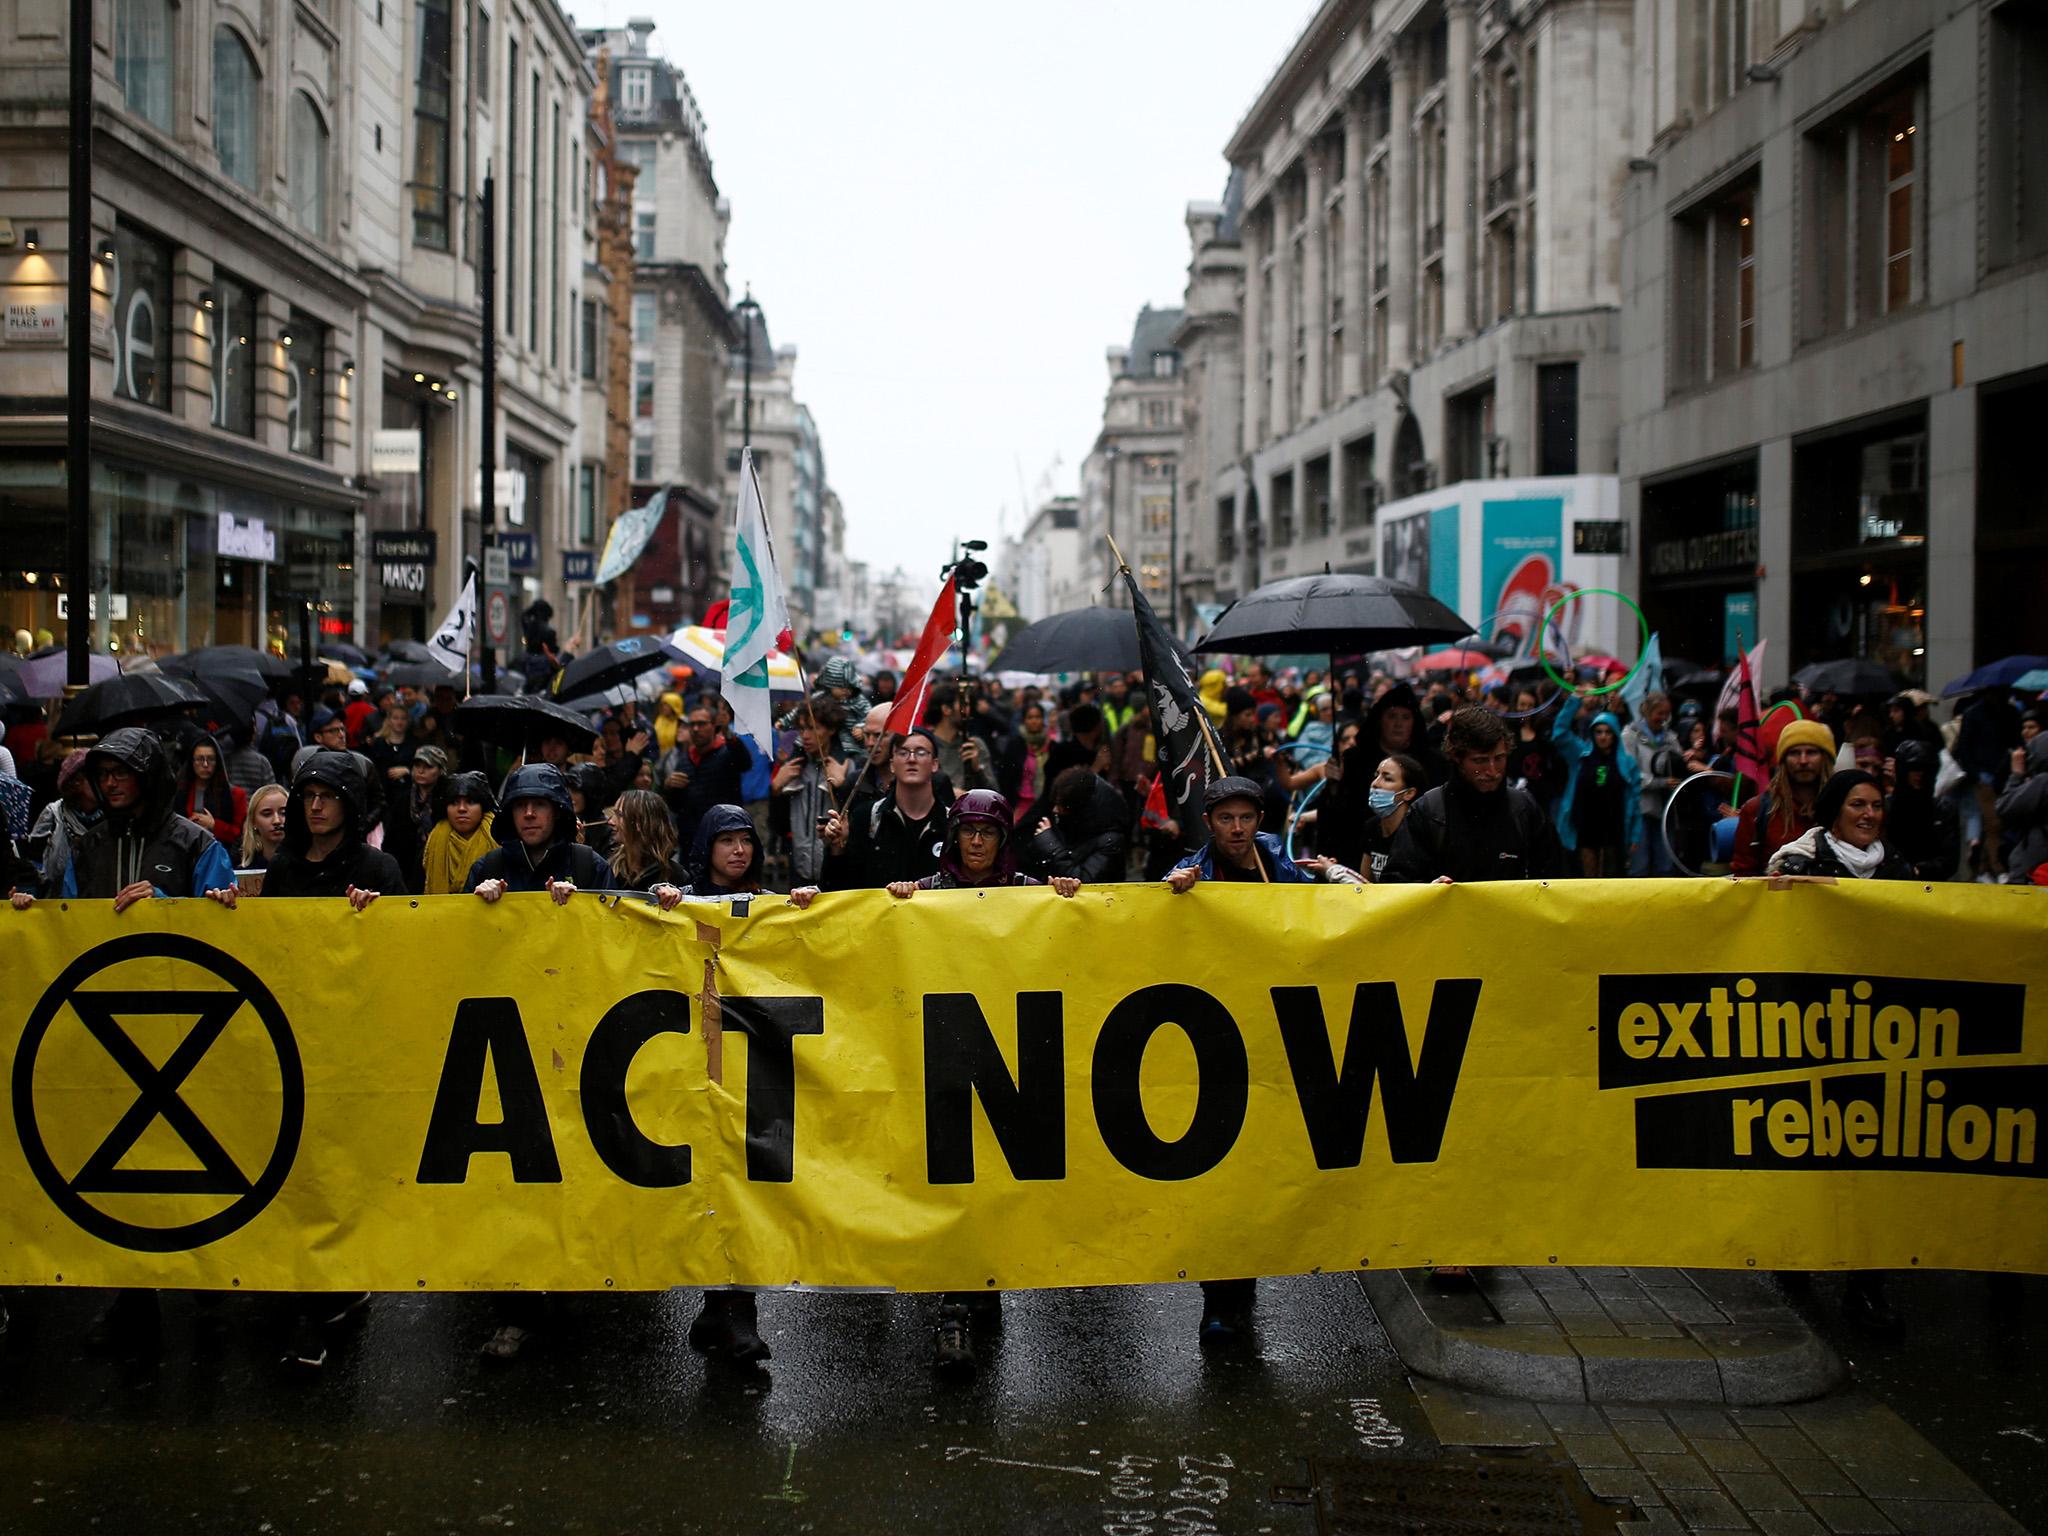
[15,649,119,697]
[1416,648,1495,673]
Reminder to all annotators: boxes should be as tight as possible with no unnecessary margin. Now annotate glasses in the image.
[301,787,341,805]
[894,748,934,761]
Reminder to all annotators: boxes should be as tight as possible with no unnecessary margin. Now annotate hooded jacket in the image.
[1551,700,1643,852]
[1885,739,1960,881]
[682,801,765,895]
[259,751,408,898]
[1028,773,1129,882]
[466,763,615,893]
[1381,770,1567,883]
[1197,669,1230,726]
[63,727,236,899]
[1996,733,2048,885]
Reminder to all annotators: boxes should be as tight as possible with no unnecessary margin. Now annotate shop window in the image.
[1987,0,2048,272]
[286,312,327,459]
[412,0,454,249]
[632,291,655,345]
[1671,173,1758,388]
[289,94,330,238]
[115,0,172,130]
[1801,73,1924,339]
[209,273,259,438]
[111,224,173,411]
[213,28,260,190]
[1537,363,1578,476]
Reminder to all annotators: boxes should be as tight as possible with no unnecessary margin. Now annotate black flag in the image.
[1117,569,1220,848]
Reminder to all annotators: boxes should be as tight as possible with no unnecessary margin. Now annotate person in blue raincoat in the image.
[1551,696,1641,878]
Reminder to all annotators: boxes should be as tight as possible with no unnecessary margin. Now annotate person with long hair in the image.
[605,788,685,891]
[175,736,247,850]
[239,784,289,869]
[1730,719,1836,875]
[422,772,497,894]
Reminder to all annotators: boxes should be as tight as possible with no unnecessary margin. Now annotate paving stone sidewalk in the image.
[1359,1265,1845,1404]
[1412,1380,2027,1534]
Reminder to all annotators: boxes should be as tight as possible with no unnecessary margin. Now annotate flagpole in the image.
[1106,534,1261,882]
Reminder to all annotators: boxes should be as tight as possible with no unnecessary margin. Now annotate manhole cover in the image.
[1290,1452,1625,1534]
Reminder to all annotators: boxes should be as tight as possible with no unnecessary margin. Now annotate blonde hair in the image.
[241,784,287,863]
[610,789,678,885]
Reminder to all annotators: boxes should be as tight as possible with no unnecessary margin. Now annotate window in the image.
[621,67,651,111]
[634,206,656,260]
[1801,76,1924,338]
[210,272,259,438]
[289,94,330,237]
[633,437,653,482]
[412,0,454,248]
[580,298,600,379]
[529,73,541,340]
[212,28,260,190]
[632,291,655,345]
[1536,363,1578,476]
[634,357,654,418]
[550,102,562,369]
[115,0,171,129]
[576,464,599,544]
[1671,174,1758,388]
[474,6,490,105]
[1987,0,2048,271]
[1143,495,1171,533]
[286,311,328,459]
[110,223,172,410]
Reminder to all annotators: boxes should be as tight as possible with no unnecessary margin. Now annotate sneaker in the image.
[934,1304,976,1380]
[688,1292,770,1365]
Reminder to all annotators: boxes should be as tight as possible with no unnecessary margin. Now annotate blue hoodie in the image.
[1171,830,1314,884]
[1550,698,1641,852]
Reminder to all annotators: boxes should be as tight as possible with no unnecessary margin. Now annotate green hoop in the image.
[1536,588,1650,697]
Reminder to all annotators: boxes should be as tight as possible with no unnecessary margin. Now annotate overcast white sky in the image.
[576,0,1320,589]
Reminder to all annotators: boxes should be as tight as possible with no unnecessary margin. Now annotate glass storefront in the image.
[1640,455,1760,666]
[1791,412,1928,684]
[0,454,355,661]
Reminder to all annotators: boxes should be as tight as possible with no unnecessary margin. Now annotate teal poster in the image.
[1428,505,1461,612]
[1722,591,1758,665]
[1480,497,1563,653]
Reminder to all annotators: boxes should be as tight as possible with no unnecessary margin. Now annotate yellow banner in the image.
[2,881,2044,1292]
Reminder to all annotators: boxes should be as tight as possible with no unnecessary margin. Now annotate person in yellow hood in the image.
[1198,668,1231,726]
[654,691,685,755]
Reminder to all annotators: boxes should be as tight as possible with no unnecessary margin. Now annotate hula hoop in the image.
[1536,588,1651,698]
[1660,768,1736,877]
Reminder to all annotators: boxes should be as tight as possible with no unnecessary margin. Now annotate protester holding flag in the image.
[721,449,793,754]
[820,726,952,889]
[1730,719,1836,876]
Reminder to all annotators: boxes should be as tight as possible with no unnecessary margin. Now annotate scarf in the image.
[1824,833,1887,878]
[1018,734,1049,804]
[422,813,496,895]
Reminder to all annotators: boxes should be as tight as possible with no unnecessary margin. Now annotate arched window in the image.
[289,93,329,235]
[114,0,172,129]
[212,27,259,190]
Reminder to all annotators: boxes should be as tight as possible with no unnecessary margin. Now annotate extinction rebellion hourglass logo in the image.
[1598,973,2044,1176]
[12,934,305,1251]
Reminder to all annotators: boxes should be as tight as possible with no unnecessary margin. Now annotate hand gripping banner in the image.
[1,881,2043,1292]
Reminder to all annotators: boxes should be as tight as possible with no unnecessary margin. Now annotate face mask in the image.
[1368,788,1401,816]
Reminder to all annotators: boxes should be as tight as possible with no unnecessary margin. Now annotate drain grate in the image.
[1290,1452,1625,1535]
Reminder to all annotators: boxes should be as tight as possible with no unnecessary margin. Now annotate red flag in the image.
[1730,646,1767,803]
[1141,774,1172,830]
[885,575,959,735]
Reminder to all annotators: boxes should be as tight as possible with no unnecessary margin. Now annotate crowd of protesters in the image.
[3,637,2044,1371]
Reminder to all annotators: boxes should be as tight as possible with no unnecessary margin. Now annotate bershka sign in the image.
[1,882,2041,1292]
[371,531,436,595]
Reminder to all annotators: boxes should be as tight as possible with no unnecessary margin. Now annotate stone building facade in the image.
[1616,0,2048,690]
[1080,305,1184,619]
[0,0,598,654]
[1182,0,1634,612]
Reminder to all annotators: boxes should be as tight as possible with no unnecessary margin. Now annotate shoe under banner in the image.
[1,881,2043,1292]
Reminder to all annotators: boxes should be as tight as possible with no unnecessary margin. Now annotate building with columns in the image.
[1616,0,2048,691]
[1079,305,1184,619]
[1189,0,1633,609]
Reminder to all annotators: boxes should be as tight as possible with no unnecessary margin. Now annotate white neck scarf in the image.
[1824,833,1886,878]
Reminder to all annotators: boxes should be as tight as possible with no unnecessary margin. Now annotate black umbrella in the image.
[548,634,690,704]
[449,693,599,751]
[384,661,465,690]
[319,641,372,669]
[1793,658,1899,697]
[990,607,1191,675]
[53,673,209,737]
[379,639,437,665]
[160,645,293,732]
[0,657,40,724]
[1194,573,1473,656]
[1662,656,1723,689]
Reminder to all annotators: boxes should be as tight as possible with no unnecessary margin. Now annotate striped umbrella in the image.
[669,625,805,694]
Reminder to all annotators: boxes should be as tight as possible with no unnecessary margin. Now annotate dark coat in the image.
[65,727,234,899]
[660,734,753,851]
[262,750,407,897]
[1769,836,1915,881]
[823,787,952,889]
[1382,774,1567,883]
[1027,774,1129,882]
[466,764,616,892]
[681,802,765,894]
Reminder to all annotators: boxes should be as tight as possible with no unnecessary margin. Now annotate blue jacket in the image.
[1550,698,1641,853]
[1171,831,1314,883]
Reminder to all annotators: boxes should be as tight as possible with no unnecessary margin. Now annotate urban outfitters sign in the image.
[1,882,2041,1292]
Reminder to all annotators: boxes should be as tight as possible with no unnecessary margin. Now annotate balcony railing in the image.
[1423,221,1444,259]
[1487,168,1518,212]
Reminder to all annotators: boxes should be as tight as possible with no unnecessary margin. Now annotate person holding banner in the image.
[468,765,615,904]
[1382,709,1567,885]
[1765,770,1915,883]
[1729,719,1836,877]
[218,752,404,908]
[820,726,953,889]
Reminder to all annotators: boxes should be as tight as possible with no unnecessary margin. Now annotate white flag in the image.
[427,572,478,674]
[721,450,791,748]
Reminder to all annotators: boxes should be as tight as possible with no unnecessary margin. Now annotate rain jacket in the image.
[1885,740,1960,881]
[259,751,408,898]
[1028,773,1130,882]
[1996,734,2048,885]
[62,728,235,899]
[681,802,765,896]
[1197,669,1230,726]
[1171,831,1316,883]
[1381,773,1567,883]
[1551,702,1643,853]
[466,764,616,892]
[422,812,498,895]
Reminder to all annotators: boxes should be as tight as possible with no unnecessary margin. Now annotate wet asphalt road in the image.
[0,1274,1442,1535]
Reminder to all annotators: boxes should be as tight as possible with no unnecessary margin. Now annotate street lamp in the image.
[734,286,762,453]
